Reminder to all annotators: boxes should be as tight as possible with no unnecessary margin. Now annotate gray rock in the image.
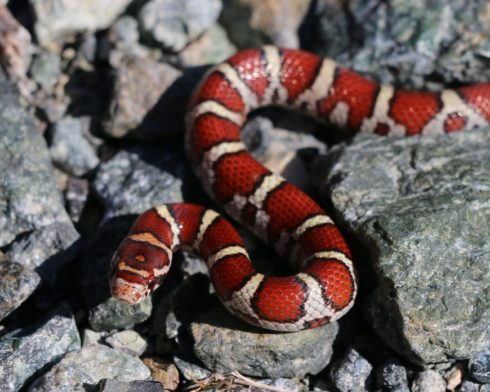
[6,221,80,285]
[459,381,490,392]
[178,24,236,67]
[105,330,148,356]
[0,302,81,392]
[0,258,40,321]
[29,50,61,93]
[322,128,490,364]
[28,344,151,392]
[65,177,89,224]
[103,54,185,140]
[31,0,132,47]
[89,297,153,332]
[173,356,210,381]
[190,307,338,378]
[112,16,140,45]
[138,0,222,52]
[220,0,309,49]
[98,379,164,392]
[411,370,446,392]
[0,70,80,283]
[376,359,409,391]
[93,145,188,220]
[49,116,100,176]
[309,0,490,89]
[330,348,374,392]
[469,348,490,384]
[82,329,105,347]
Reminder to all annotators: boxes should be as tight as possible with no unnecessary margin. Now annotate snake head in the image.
[108,238,169,304]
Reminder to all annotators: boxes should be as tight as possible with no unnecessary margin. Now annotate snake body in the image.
[110,46,490,331]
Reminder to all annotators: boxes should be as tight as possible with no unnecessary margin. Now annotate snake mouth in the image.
[110,276,149,304]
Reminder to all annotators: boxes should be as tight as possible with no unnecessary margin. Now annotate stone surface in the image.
[65,177,89,224]
[411,370,446,392]
[31,0,132,47]
[173,356,211,381]
[98,379,165,392]
[49,116,100,176]
[220,0,310,49]
[105,330,148,356]
[322,128,490,364]
[190,307,338,378]
[308,0,490,89]
[138,0,222,52]
[30,50,61,93]
[460,381,490,392]
[89,297,152,332]
[0,258,40,321]
[330,348,374,392]
[142,358,179,391]
[0,69,80,283]
[0,302,81,392]
[93,145,188,220]
[103,54,182,139]
[469,348,490,384]
[375,359,409,391]
[178,24,235,67]
[28,344,150,391]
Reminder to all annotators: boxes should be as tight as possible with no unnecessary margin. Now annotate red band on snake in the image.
[109,46,490,331]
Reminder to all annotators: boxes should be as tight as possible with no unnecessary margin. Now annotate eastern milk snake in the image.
[109,46,490,331]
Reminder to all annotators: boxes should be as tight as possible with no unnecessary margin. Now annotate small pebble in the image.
[143,357,180,391]
[330,348,374,392]
[469,349,490,384]
[105,330,148,356]
[411,370,446,392]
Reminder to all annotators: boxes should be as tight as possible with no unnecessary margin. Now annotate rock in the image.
[105,330,148,356]
[104,54,182,139]
[49,116,100,176]
[0,70,80,283]
[98,379,164,392]
[260,378,305,391]
[29,50,61,93]
[28,344,151,392]
[5,221,80,285]
[446,362,466,392]
[89,297,153,332]
[142,358,179,391]
[469,348,490,384]
[220,0,309,49]
[0,302,81,392]
[459,381,490,392]
[411,370,446,392]
[322,128,490,364]
[309,0,490,89]
[376,359,409,391]
[190,307,338,378]
[31,0,132,47]
[138,0,222,52]
[111,16,140,46]
[82,329,105,347]
[178,24,236,67]
[173,356,210,381]
[0,258,40,321]
[330,348,374,392]
[65,177,89,224]
[93,145,188,220]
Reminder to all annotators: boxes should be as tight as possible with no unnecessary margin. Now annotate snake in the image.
[109,46,490,332]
